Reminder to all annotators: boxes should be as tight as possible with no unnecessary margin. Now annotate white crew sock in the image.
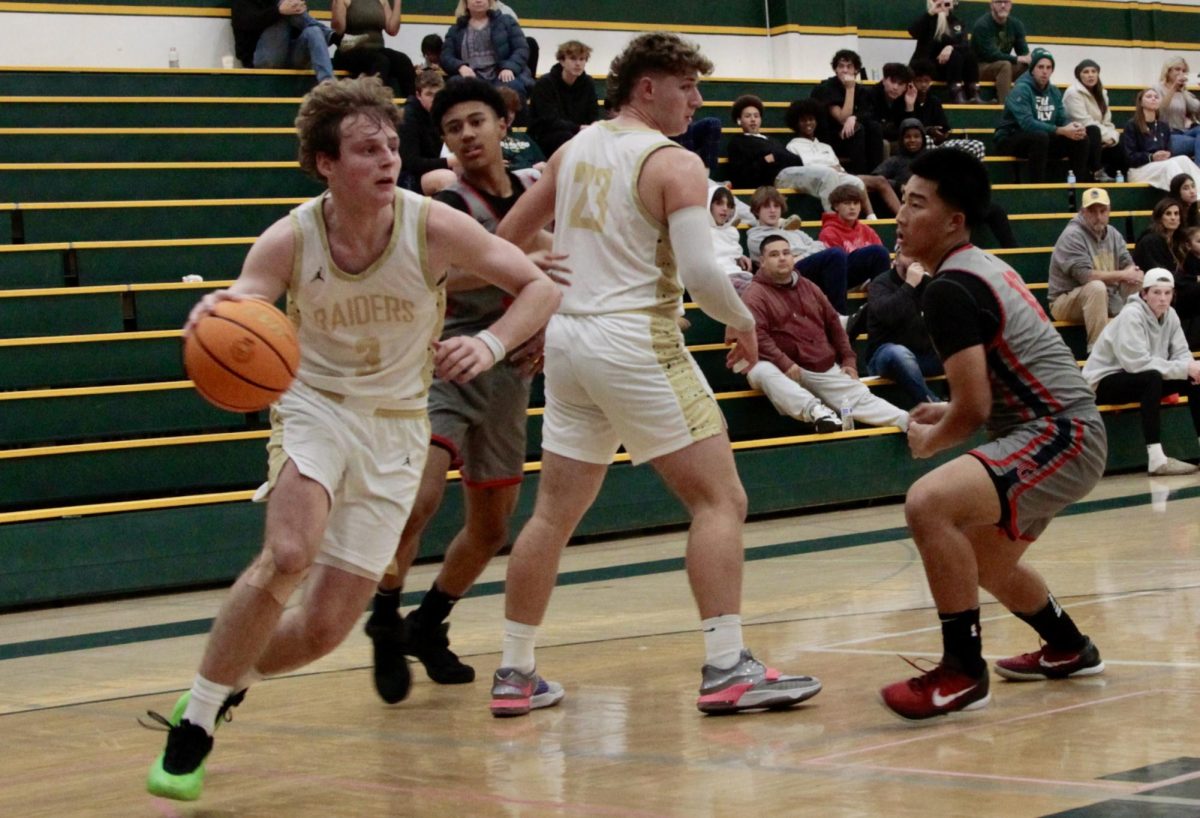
[182,674,235,736]
[701,614,744,670]
[235,668,262,691]
[1148,443,1167,472]
[500,619,537,674]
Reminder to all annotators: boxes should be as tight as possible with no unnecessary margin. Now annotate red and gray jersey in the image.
[935,244,1098,435]
[438,168,539,339]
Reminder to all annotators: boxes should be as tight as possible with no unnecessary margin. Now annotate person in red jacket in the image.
[818,183,886,252]
[743,234,909,432]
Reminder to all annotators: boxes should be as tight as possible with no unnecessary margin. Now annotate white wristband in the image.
[475,329,507,363]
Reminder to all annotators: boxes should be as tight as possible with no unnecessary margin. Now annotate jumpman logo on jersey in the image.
[313,266,325,282]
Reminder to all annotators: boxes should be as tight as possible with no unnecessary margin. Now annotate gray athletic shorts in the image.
[968,411,1107,542]
[428,362,529,488]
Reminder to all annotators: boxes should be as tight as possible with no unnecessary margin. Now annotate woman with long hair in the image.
[907,0,980,103]
[1169,172,1200,228]
[1122,87,1200,191]
[1134,197,1187,273]
[1063,59,1124,182]
[1155,56,1200,163]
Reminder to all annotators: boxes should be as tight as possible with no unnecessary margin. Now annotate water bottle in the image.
[1115,170,1125,183]
[168,47,180,69]
[1066,169,1076,186]
[840,399,855,432]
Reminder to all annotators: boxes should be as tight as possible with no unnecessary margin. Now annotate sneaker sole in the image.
[697,680,823,714]
[994,660,1106,682]
[878,690,992,723]
[490,688,565,717]
[490,696,531,717]
[147,757,206,801]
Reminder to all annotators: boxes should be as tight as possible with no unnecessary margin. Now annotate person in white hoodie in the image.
[1062,59,1125,183]
[708,185,753,293]
[1083,268,1200,475]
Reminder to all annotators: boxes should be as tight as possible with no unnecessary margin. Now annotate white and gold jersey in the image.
[287,188,445,408]
[553,122,684,317]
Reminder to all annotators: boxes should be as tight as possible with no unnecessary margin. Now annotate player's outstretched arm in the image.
[427,201,561,382]
[184,217,294,335]
[496,149,562,251]
[907,344,992,458]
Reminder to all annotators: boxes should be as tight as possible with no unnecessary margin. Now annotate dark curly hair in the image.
[785,98,824,134]
[431,77,508,132]
[731,94,764,125]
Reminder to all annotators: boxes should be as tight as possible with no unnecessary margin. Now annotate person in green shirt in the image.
[970,0,1031,102]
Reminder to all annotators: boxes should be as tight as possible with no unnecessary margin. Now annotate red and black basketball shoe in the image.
[880,658,990,721]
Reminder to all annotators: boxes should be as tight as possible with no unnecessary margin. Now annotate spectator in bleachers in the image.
[1175,227,1200,346]
[726,94,803,189]
[969,0,1030,103]
[865,252,943,406]
[902,60,987,158]
[908,0,981,104]
[818,184,885,252]
[1155,57,1200,164]
[746,186,889,314]
[1123,89,1200,191]
[1063,60,1124,183]
[784,99,897,216]
[331,0,416,96]
[231,0,335,82]
[1170,173,1200,228]
[994,49,1091,184]
[709,186,753,293]
[672,117,724,173]
[440,0,533,102]
[1133,198,1185,273]
[528,40,598,158]
[875,118,1016,247]
[496,85,545,170]
[1082,268,1200,475]
[862,63,914,141]
[1048,187,1141,351]
[419,34,446,74]
[902,60,949,139]
[742,235,910,432]
[400,69,458,193]
[810,50,885,173]
[728,95,879,217]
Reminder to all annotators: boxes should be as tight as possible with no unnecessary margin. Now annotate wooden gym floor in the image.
[2,472,1199,817]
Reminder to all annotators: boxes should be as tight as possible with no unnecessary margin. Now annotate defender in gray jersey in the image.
[363,78,568,704]
[881,149,1107,722]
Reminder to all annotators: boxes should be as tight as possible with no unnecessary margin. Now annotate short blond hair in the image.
[295,76,402,182]
[454,0,496,17]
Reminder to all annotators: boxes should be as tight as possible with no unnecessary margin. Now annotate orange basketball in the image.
[184,299,299,412]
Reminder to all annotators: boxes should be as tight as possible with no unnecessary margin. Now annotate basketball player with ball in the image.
[144,76,559,802]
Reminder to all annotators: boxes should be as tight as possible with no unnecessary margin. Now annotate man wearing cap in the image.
[1083,268,1200,475]
[1048,186,1142,350]
[994,48,1090,183]
[970,0,1030,103]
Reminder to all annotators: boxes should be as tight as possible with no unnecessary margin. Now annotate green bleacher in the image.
[0,54,1195,610]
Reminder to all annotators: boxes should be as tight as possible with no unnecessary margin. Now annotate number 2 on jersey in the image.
[355,335,382,375]
[568,162,612,233]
